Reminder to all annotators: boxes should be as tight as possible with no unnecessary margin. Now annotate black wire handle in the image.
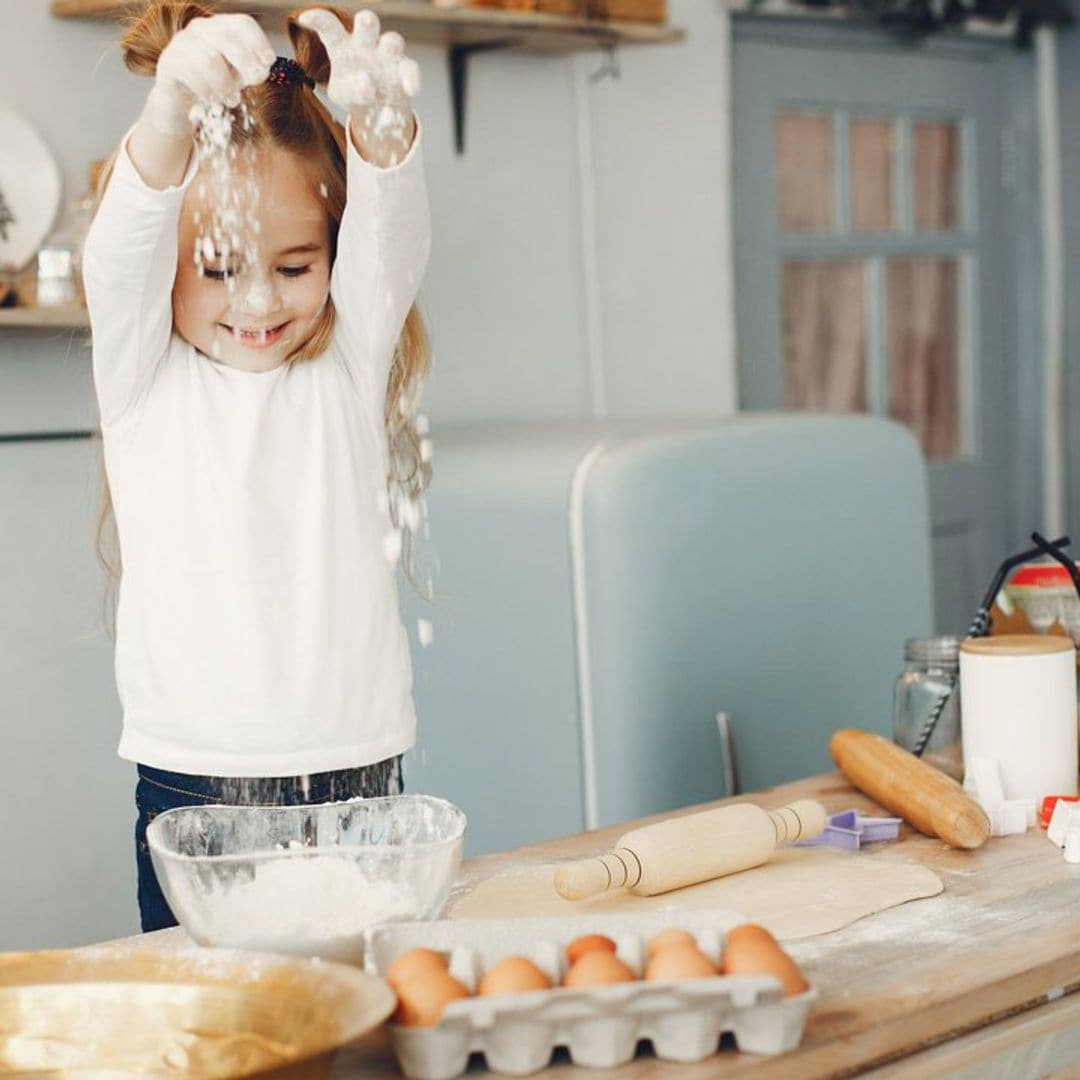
[1030,532,1080,600]
[966,535,1072,638]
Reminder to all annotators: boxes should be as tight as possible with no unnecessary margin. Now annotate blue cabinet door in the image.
[0,438,135,948]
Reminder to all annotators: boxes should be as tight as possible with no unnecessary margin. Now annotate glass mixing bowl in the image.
[147,794,466,964]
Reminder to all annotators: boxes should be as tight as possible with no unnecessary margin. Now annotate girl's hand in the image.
[297,8,420,166]
[146,14,277,136]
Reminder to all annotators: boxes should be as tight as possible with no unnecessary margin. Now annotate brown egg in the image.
[566,933,617,966]
[385,947,449,990]
[645,928,697,958]
[644,942,719,981]
[391,969,470,1026]
[477,956,553,996]
[721,923,808,997]
[563,950,636,988]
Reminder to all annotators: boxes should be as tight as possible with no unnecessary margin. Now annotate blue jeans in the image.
[134,757,405,933]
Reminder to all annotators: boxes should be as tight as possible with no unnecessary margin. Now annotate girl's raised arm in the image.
[297,8,430,393]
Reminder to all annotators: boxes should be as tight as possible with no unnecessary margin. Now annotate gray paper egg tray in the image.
[365,912,816,1079]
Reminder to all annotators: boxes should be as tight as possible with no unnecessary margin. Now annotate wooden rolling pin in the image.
[554,799,827,900]
[830,728,990,850]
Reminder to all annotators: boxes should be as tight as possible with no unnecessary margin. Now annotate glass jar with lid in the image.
[893,635,963,779]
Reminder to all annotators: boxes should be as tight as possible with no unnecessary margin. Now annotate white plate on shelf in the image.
[0,106,62,272]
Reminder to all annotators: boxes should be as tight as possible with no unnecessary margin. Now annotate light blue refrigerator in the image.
[401,414,934,856]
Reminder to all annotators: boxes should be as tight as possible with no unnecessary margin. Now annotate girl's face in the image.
[174,145,332,372]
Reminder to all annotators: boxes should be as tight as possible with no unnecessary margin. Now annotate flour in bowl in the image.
[182,853,423,962]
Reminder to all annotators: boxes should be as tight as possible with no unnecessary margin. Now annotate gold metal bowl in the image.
[0,944,395,1078]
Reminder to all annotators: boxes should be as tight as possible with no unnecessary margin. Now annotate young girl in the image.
[83,2,431,932]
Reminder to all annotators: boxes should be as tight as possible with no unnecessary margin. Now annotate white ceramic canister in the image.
[960,634,1078,800]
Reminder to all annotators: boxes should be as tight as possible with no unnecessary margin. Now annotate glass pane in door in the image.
[913,121,960,231]
[776,112,833,231]
[887,257,961,458]
[781,259,867,410]
[850,117,894,232]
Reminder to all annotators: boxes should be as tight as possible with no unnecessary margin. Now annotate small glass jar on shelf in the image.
[35,160,101,309]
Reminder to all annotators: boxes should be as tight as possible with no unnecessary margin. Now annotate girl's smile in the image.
[220,320,292,349]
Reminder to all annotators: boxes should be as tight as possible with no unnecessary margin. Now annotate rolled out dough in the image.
[448,848,943,941]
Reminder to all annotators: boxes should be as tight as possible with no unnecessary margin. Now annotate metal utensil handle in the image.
[911,681,958,758]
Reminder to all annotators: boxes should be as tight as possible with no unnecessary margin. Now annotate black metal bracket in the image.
[588,42,621,83]
[0,430,95,443]
[449,39,518,154]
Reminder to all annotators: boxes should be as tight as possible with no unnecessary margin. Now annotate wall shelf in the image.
[50,2,682,51]
[0,306,89,329]
[52,1,683,151]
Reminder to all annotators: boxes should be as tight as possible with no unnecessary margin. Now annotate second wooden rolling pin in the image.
[830,728,990,849]
[554,799,827,900]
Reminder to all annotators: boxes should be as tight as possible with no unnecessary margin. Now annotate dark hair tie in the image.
[267,57,314,90]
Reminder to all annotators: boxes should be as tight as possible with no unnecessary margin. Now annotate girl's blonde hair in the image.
[96,1,432,629]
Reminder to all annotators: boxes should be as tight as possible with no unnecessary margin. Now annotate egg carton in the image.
[365,911,816,1080]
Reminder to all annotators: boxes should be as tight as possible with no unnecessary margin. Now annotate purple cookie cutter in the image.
[793,809,902,851]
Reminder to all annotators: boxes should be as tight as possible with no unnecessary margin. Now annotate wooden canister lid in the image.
[960,634,1075,656]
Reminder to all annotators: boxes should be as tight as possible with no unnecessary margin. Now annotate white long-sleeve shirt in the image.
[83,125,430,778]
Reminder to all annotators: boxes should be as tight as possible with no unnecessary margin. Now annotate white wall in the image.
[1,0,735,432]
[0,0,733,948]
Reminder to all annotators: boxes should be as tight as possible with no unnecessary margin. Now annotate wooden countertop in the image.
[132,771,1080,1077]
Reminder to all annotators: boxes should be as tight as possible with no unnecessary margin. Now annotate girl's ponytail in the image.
[285,5,341,86]
[121,1,213,77]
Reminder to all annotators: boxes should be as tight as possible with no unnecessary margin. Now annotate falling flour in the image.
[188,100,260,295]
[186,854,422,961]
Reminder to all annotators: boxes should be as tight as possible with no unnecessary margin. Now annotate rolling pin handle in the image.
[554,848,638,901]
[768,799,829,844]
